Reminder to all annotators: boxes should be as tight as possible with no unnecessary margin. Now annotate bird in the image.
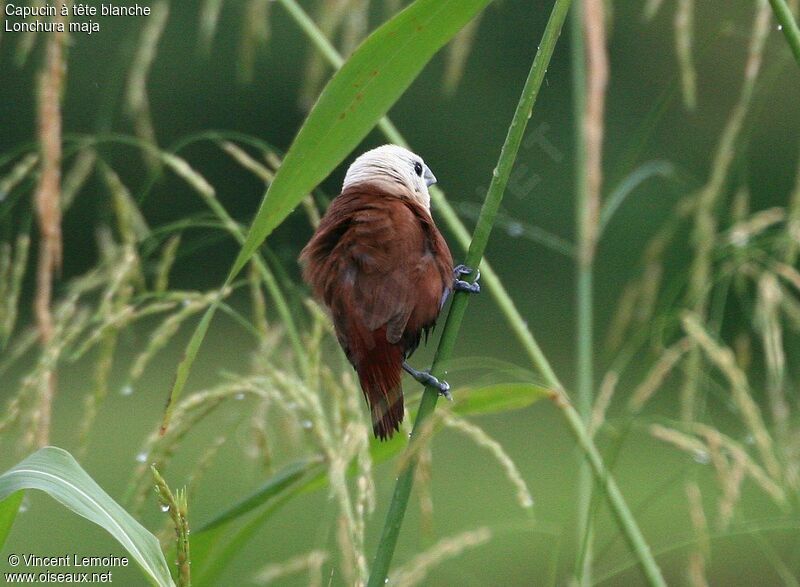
[300,144,480,440]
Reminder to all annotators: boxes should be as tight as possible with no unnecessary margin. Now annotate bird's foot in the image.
[453,264,481,294]
[403,361,452,400]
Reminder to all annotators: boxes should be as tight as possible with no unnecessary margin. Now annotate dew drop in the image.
[778,24,783,31]
[521,496,534,508]
[301,419,313,430]
[120,384,134,397]
[135,451,148,463]
[506,221,524,238]
[745,433,755,445]
[234,392,245,401]
[160,504,171,513]
[693,451,710,465]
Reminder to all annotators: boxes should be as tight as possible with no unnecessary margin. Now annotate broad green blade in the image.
[0,490,23,551]
[229,0,493,279]
[453,382,551,417]
[0,447,174,587]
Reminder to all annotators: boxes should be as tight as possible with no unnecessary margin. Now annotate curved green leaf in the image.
[0,491,23,550]
[229,0,493,279]
[197,457,323,533]
[453,382,551,417]
[0,447,174,587]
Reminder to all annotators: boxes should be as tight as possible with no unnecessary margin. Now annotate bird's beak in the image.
[424,167,437,187]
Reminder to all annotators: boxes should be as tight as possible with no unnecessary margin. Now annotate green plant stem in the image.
[769,0,800,65]
[367,0,571,583]
[571,2,594,584]
[278,1,665,585]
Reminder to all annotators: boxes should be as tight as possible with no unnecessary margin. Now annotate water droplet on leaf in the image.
[506,221,524,237]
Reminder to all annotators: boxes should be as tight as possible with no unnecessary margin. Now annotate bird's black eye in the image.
[414,161,423,177]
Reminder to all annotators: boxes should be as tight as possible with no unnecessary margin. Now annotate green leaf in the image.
[229,0,493,279]
[599,160,676,234]
[196,457,323,533]
[0,491,23,551]
[453,382,551,417]
[0,447,174,587]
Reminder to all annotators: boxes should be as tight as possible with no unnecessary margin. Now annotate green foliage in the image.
[0,491,23,551]
[453,382,551,416]
[0,448,174,587]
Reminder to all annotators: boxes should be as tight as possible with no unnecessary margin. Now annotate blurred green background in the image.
[2,0,800,585]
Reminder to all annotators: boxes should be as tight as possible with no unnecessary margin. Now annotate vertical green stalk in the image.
[769,0,800,65]
[571,3,595,583]
[367,2,572,584]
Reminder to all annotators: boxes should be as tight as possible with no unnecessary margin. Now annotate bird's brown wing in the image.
[300,185,452,438]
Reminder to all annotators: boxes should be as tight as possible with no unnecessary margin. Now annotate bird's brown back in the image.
[300,182,454,438]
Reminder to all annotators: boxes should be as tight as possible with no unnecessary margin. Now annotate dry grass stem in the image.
[629,338,691,412]
[443,414,533,509]
[155,235,181,293]
[254,550,329,586]
[685,481,709,587]
[644,0,666,20]
[580,0,609,265]
[681,312,781,481]
[727,208,785,247]
[61,149,97,211]
[444,14,483,94]
[220,141,274,182]
[126,0,169,170]
[590,371,618,435]
[33,9,67,446]
[198,0,225,54]
[675,0,697,110]
[1,233,31,345]
[755,274,789,439]
[682,2,771,422]
[390,527,492,587]
[238,0,272,83]
[0,153,38,200]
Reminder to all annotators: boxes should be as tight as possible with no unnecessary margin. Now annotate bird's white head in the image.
[342,144,437,210]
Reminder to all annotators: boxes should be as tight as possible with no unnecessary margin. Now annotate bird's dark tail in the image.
[354,332,404,440]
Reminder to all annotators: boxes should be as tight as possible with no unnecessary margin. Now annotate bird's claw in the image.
[403,362,452,400]
[453,264,480,294]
